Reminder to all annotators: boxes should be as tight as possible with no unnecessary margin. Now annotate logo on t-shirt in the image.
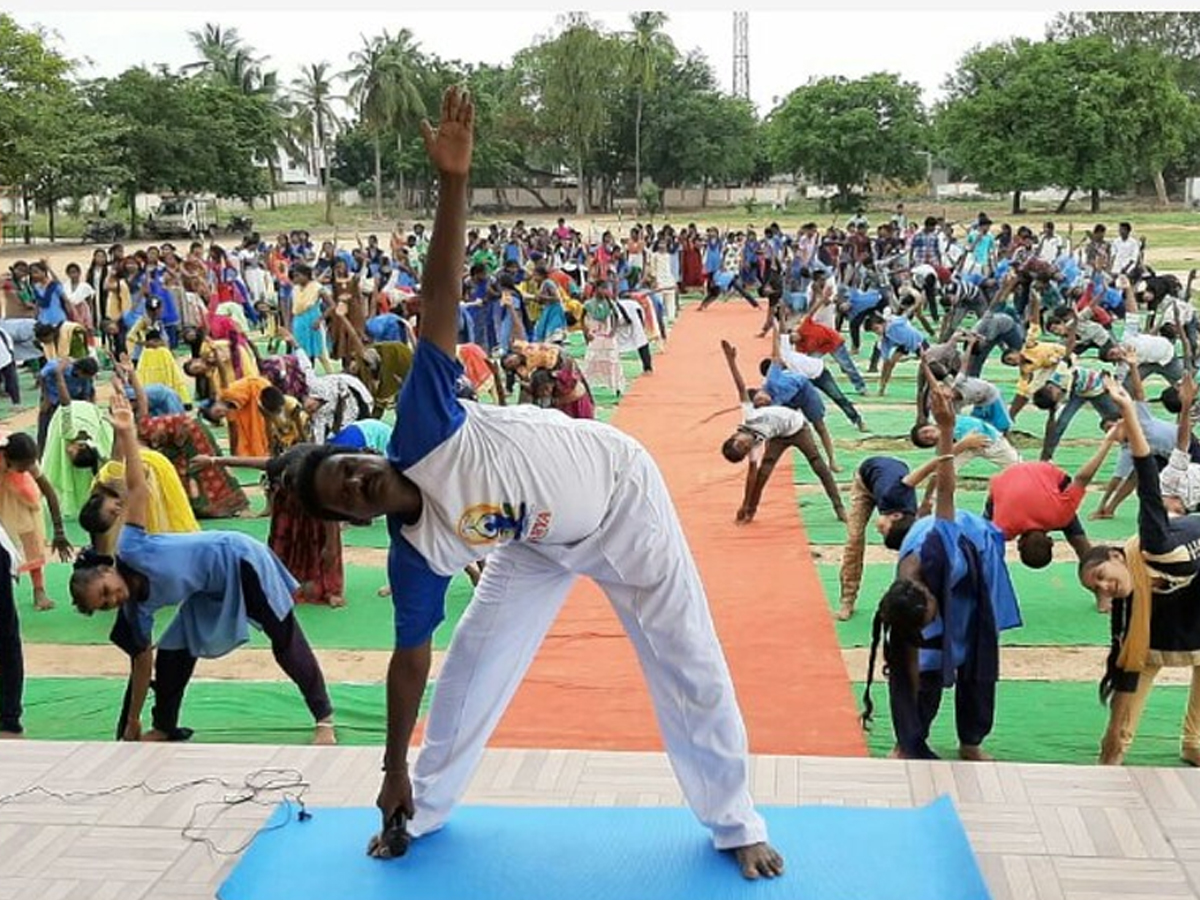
[456,502,528,546]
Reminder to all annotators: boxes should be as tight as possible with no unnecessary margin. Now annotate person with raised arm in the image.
[69,384,335,745]
[1078,377,1200,764]
[283,87,784,879]
[861,380,1021,761]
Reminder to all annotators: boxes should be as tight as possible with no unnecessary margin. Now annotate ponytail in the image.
[861,608,885,729]
[861,578,931,732]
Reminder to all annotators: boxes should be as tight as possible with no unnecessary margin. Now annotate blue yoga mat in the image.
[219,797,990,900]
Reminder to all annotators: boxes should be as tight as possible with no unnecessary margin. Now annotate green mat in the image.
[821,562,1105,648]
[855,679,1196,767]
[20,676,422,745]
[16,565,474,652]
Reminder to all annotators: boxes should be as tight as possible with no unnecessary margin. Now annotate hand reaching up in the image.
[420,86,475,177]
[929,383,956,429]
[1103,375,1134,408]
[108,379,135,432]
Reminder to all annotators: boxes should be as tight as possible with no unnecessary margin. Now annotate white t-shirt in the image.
[1037,234,1067,263]
[1122,319,1175,365]
[740,401,805,442]
[779,337,825,378]
[1156,295,1195,326]
[1111,236,1140,274]
[807,282,836,328]
[393,341,642,578]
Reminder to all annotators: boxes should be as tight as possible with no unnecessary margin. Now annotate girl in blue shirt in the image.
[70,389,335,745]
[29,262,67,328]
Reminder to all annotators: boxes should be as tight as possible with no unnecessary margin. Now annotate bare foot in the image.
[835,601,854,621]
[327,594,346,608]
[1182,747,1200,767]
[33,590,54,612]
[958,745,994,762]
[886,745,903,759]
[141,729,170,742]
[313,721,337,746]
[732,842,784,880]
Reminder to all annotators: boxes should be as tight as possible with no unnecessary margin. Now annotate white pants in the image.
[955,437,1020,471]
[410,451,767,851]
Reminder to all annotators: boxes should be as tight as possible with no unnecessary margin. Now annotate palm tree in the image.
[384,29,428,212]
[183,23,245,76]
[344,30,427,218]
[291,62,342,225]
[625,12,674,210]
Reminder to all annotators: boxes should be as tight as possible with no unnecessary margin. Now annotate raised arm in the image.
[1071,425,1120,492]
[109,382,148,529]
[115,355,149,421]
[416,87,475,357]
[1125,350,1147,402]
[1176,373,1197,454]
[929,382,957,521]
[199,455,269,470]
[1108,378,1150,459]
[1063,313,1080,359]
[721,340,752,404]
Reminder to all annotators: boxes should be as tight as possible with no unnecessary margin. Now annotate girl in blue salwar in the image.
[68,386,335,745]
[862,377,1022,760]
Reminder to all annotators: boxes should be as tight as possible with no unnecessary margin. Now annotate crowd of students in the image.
[0,93,1197,796]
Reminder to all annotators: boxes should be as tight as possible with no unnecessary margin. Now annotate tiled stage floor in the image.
[2,742,1200,899]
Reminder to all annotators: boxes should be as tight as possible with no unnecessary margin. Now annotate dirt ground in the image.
[23,642,437,682]
[842,644,1195,684]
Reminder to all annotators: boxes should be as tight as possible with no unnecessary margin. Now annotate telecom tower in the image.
[732,12,749,100]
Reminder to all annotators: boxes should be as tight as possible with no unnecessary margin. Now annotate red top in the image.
[989,462,1084,538]
[796,318,844,355]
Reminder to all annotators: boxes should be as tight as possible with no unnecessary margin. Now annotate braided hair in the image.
[861,578,932,731]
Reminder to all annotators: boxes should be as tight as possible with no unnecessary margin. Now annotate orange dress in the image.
[0,455,44,573]
[219,376,272,457]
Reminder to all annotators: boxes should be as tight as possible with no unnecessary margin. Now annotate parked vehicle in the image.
[144,196,215,239]
[224,214,254,235]
[81,216,127,244]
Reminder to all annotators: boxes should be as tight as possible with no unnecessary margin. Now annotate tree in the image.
[639,52,757,200]
[0,14,76,240]
[183,23,246,76]
[517,14,618,214]
[938,37,1194,213]
[1048,13,1200,205]
[90,68,271,232]
[344,30,426,218]
[624,12,674,209]
[767,73,927,211]
[290,62,342,224]
[182,24,294,209]
[935,39,1068,213]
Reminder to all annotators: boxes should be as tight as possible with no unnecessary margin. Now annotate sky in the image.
[11,9,1056,115]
